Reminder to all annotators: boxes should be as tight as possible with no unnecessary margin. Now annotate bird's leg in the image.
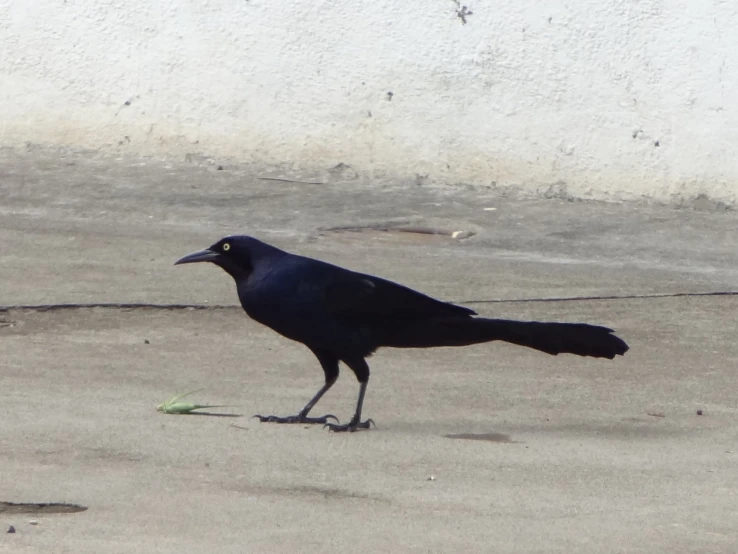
[325,357,375,432]
[324,381,374,432]
[254,380,338,424]
[254,350,340,424]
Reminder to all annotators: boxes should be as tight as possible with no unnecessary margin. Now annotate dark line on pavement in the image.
[0,303,237,312]
[257,177,324,185]
[461,291,738,304]
[1,291,736,313]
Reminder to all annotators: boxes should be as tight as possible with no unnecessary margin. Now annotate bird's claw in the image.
[323,419,376,433]
[253,413,339,424]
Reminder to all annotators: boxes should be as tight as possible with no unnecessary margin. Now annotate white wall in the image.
[1,0,737,204]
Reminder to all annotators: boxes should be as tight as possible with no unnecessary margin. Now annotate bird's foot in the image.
[253,413,339,425]
[324,418,375,433]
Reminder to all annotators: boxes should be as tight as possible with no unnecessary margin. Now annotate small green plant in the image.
[157,389,227,414]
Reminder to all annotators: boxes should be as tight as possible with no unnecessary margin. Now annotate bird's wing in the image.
[325,272,476,319]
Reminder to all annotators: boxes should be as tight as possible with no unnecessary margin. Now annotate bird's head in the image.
[175,235,285,281]
[175,236,254,280]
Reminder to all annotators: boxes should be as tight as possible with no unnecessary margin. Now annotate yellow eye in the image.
[222,243,231,251]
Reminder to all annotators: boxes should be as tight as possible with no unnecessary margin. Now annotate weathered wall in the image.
[1,0,737,203]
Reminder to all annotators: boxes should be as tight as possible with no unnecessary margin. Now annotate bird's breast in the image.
[236,282,372,354]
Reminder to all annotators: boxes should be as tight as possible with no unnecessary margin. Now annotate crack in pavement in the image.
[1,291,736,313]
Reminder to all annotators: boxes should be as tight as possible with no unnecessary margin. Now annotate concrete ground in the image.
[1,148,737,553]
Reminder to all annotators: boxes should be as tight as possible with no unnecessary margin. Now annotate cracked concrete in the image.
[1,148,737,553]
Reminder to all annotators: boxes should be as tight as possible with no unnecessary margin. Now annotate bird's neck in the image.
[213,257,252,281]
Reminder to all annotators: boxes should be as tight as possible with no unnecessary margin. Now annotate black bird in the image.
[176,236,629,432]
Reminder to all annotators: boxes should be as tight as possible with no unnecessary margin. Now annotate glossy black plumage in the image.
[176,236,629,431]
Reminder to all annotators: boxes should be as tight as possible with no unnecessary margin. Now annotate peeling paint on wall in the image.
[450,0,474,25]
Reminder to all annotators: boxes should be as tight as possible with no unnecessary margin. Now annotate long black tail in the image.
[375,317,629,359]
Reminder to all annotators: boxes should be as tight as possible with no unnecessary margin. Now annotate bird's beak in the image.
[174,248,220,265]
